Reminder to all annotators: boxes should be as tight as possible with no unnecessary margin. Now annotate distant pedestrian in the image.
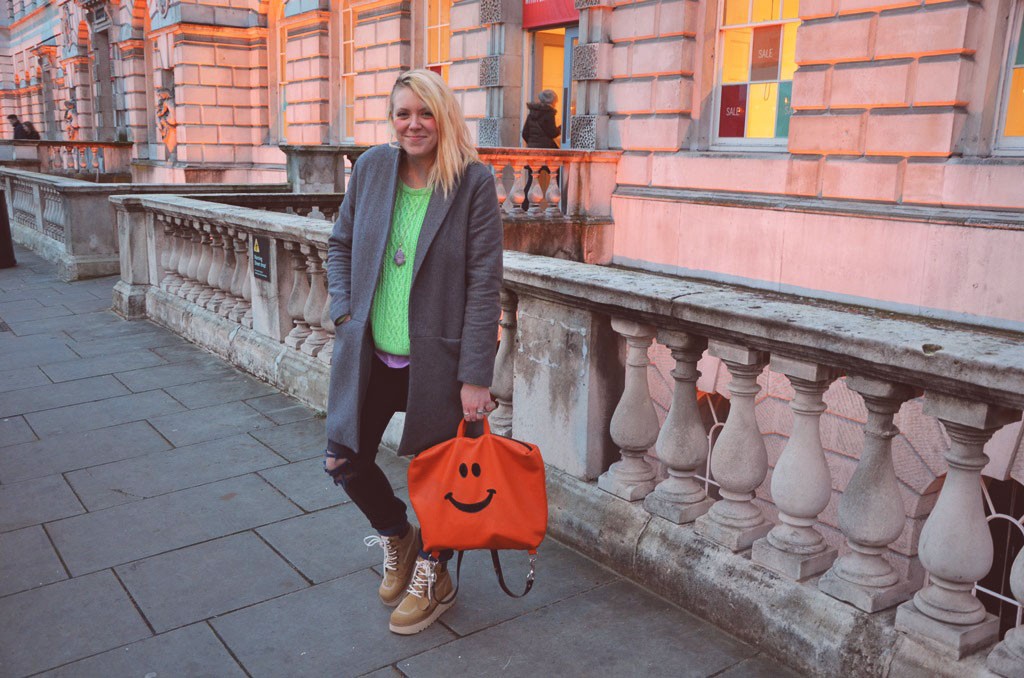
[7,115,28,140]
[22,120,40,140]
[323,69,502,635]
[521,89,561,149]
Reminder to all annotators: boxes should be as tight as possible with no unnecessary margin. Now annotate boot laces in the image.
[406,558,437,600]
[363,535,400,573]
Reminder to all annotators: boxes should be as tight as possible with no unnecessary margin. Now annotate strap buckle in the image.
[527,554,537,583]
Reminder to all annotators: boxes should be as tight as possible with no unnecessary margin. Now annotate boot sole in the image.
[388,600,454,635]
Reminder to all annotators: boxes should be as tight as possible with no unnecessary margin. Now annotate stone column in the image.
[643,330,713,523]
[896,394,1021,658]
[819,376,918,612]
[477,0,523,147]
[597,318,658,501]
[282,242,312,349]
[987,548,1024,676]
[300,244,329,357]
[570,0,613,149]
[111,200,150,320]
[694,341,771,551]
[752,357,839,580]
[490,289,517,436]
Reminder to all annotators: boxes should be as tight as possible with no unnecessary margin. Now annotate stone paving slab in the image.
[0,525,67,597]
[150,341,215,363]
[39,349,168,383]
[116,532,308,633]
[0,298,72,322]
[398,580,757,677]
[718,654,800,677]
[256,504,385,584]
[0,334,70,355]
[114,358,240,393]
[250,417,328,461]
[259,457,346,512]
[0,570,151,677]
[39,623,247,678]
[25,389,185,437]
[148,401,276,447]
[0,415,37,447]
[0,365,51,393]
[212,569,456,677]
[0,473,83,532]
[0,374,130,419]
[67,331,191,359]
[1,343,80,367]
[164,374,279,409]
[246,392,319,423]
[46,474,302,576]
[65,433,286,511]
[4,310,120,337]
[0,421,171,484]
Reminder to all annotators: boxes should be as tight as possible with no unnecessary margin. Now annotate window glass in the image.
[1002,19,1024,141]
[715,0,800,144]
[426,0,451,81]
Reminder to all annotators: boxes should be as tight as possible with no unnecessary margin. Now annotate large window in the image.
[714,0,799,146]
[997,5,1024,151]
[426,0,450,81]
[342,5,355,139]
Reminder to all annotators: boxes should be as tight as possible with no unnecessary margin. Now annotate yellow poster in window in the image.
[782,0,799,20]
[748,83,778,137]
[781,24,798,80]
[723,29,753,84]
[1006,68,1024,137]
[724,0,749,26]
[752,0,780,23]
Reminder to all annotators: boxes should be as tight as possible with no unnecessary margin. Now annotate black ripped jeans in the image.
[327,356,410,536]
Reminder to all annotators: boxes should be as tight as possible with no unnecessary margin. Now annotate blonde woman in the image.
[324,69,503,634]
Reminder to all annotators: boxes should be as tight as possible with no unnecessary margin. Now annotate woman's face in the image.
[392,87,438,163]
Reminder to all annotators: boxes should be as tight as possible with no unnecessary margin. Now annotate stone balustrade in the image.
[191,193,343,224]
[0,168,289,281]
[112,195,1024,678]
[37,140,135,180]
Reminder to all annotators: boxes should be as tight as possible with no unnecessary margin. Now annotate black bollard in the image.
[0,190,16,269]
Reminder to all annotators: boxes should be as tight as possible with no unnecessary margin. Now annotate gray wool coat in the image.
[325,144,503,456]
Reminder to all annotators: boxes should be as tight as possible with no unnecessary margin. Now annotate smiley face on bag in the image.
[444,461,496,513]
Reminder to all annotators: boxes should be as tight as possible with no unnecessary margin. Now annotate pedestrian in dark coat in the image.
[323,69,503,635]
[521,89,561,149]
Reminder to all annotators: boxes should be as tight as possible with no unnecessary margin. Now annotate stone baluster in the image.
[160,219,181,292]
[819,376,918,612]
[300,244,329,356]
[227,231,249,324]
[283,241,312,348]
[492,164,507,211]
[643,330,713,523]
[896,394,1021,658]
[526,165,545,216]
[987,548,1024,675]
[180,222,202,299]
[216,227,238,317]
[752,357,840,580]
[203,228,227,311]
[317,249,335,365]
[241,238,254,329]
[489,289,517,436]
[190,225,214,305]
[505,161,527,218]
[597,319,659,501]
[545,165,562,217]
[694,342,771,551]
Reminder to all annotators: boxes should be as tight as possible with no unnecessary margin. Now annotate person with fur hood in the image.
[521,89,561,149]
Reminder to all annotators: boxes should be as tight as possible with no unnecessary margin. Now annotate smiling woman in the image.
[322,69,503,637]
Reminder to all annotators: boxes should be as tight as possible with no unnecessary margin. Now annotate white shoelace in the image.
[406,558,436,600]
[364,535,399,572]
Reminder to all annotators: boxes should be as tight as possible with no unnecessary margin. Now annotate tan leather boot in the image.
[388,556,455,635]
[365,525,421,606]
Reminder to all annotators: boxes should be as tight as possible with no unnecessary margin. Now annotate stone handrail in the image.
[36,140,135,179]
[111,193,1024,677]
[190,192,343,224]
[0,167,290,280]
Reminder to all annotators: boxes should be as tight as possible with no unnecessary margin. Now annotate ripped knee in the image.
[324,449,357,487]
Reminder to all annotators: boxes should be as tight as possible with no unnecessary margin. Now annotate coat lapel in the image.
[411,180,457,286]
[362,146,402,286]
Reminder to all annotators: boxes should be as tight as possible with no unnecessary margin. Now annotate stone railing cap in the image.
[502,251,1024,410]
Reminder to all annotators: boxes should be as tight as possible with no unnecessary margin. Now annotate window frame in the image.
[341,4,355,141]
[425,0,451,81]
[994,0,1024,154]
[710,0,799,151]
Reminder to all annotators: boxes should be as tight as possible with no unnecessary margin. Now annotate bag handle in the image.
[432,549,536,604]
[455,416,492,438]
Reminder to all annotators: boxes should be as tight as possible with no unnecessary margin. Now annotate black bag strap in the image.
[432,550,537,603]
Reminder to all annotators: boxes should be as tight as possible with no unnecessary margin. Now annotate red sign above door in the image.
[523,0,579,30]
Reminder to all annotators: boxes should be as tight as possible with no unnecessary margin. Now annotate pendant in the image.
[393,247,406,266]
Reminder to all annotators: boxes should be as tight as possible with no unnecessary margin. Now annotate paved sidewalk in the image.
[0,246,797,677]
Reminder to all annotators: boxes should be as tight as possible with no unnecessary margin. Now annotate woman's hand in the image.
[461,383,496,422]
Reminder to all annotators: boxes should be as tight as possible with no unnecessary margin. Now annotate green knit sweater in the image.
[370,181,432,355]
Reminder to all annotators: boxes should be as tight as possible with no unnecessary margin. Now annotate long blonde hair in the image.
[387,69,478,196]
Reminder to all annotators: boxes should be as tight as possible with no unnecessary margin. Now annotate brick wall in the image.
[354,1,412,144]
[281,13,332,145]
[449,0,488,141]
